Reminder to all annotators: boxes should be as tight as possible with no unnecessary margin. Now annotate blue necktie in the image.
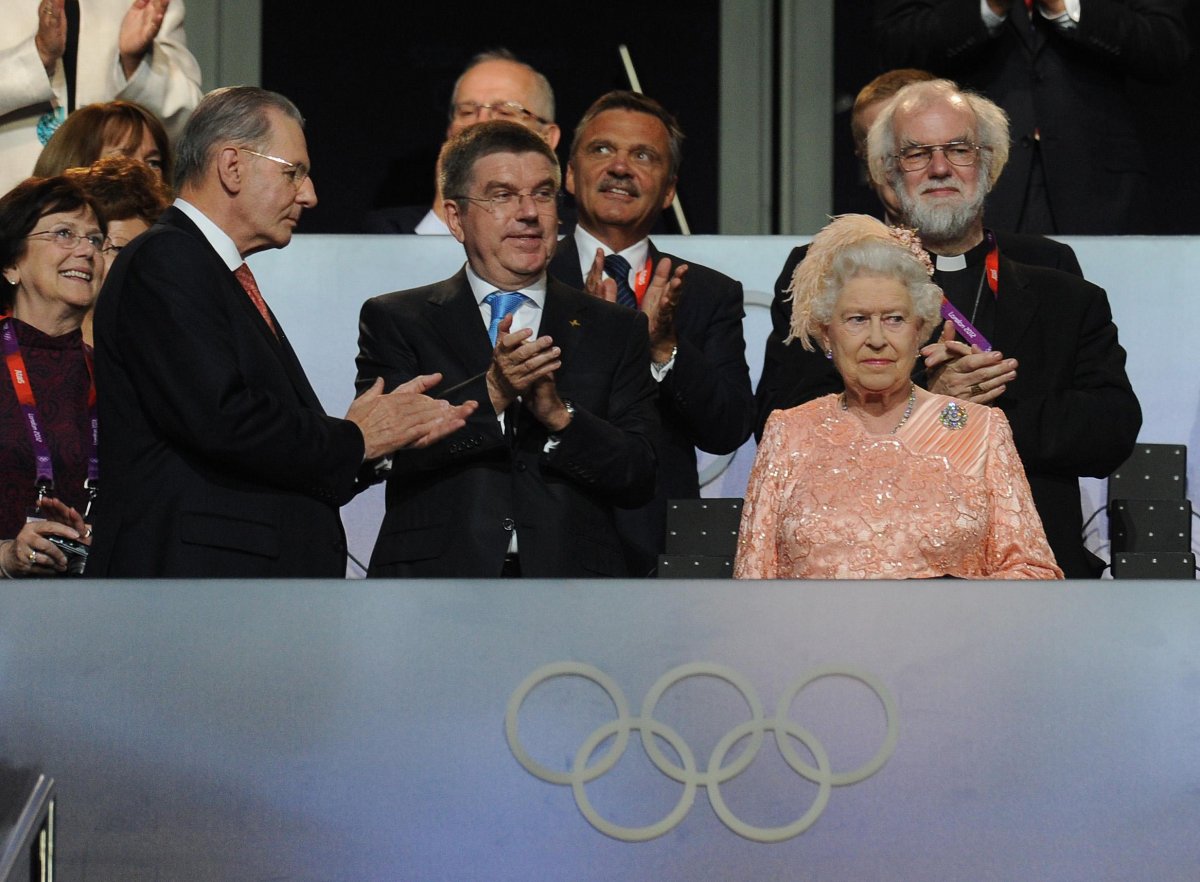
[484,291,529,345]
[603,253,639,309]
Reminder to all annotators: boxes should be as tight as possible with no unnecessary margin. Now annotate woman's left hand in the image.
[2,499,89,576]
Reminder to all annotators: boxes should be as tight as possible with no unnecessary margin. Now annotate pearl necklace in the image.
[841,383,916,435]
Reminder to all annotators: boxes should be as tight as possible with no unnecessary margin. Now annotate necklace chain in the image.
[841,383,916,434]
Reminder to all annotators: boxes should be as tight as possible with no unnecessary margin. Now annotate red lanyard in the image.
[632,257,654,307]
[0,316,98,510]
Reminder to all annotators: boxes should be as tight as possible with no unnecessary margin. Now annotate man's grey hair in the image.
[440,120,561,207]
[449,49,555,123]
[174,86,304,191]
[867,79,1010,195]
[569,90,685,180]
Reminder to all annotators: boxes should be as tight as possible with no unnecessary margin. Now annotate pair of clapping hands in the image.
[922,320,1019,403]
[35,0,171,78]
[483,248,687,430]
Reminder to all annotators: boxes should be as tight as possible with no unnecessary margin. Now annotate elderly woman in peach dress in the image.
[734,215,1060,580]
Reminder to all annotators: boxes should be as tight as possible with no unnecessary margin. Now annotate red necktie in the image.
[234,263,278,337]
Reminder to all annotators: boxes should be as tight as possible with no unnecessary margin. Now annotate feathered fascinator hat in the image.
[784,214,934,350]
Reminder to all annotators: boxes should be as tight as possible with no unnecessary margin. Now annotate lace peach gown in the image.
[734,394,1062,579]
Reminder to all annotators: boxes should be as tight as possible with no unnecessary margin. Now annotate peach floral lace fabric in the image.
[734,394,1062,580]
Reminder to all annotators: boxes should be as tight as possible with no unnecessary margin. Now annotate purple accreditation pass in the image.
[939,298,992,352]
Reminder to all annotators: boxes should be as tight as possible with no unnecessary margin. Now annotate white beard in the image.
[895,179,985,248]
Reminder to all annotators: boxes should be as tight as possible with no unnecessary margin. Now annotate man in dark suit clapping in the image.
[90,86,474,577]
[357,120,659,578]
[548,91,755,576]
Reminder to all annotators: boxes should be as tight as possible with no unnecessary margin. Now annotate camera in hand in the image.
[46,535,88,576]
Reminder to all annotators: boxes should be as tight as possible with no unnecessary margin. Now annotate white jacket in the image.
[0,0,202,194]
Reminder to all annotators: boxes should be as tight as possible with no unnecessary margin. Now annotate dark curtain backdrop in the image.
[261,1,720,234]
[263,2,1199,235]
[831,3,1200,235]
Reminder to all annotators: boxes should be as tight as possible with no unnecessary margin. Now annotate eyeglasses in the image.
[839,314,914,334]
[26,228,105,251]
[893,141,987,172]
[239,148,310,188]
[451,188,560,215]
[450,101,551,127]
[101,241,125,257]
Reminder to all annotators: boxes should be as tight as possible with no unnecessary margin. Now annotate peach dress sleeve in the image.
[733,394,1062,580]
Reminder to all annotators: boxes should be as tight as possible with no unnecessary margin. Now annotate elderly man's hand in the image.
[525,375,572,433]
[641,257,686,362]
[35,0,66,74]
[348,375,477,459]
[485,314,561,415]
[119,0,170,78]
[922,320,1017,404]
[583,248,618,303]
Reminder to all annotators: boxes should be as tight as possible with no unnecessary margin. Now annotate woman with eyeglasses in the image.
[0,176,104,577]
[734,215,1060,580]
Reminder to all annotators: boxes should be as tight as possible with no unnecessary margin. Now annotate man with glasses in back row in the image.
[89,86,475,577]
[364,49,560,235]
[356,120,659,578]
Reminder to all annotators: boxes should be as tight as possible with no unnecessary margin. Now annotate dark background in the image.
[263,1,1200,235]
[261,1,721,235]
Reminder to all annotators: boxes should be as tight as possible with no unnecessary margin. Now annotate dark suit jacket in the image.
[873,0,1189,234]
[356,270,659,578]
[754,237,1139,577]
[88,207,365,577]
[548,237,755,576]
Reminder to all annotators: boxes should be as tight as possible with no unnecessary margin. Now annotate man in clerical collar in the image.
[548,90,754,576]
[356,120,659,578]
[879,79,1141,575]
[755,72,1085,439]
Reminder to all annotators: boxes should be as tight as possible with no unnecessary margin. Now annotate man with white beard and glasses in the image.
[764,79,1140,577]
[754,71,1082,439]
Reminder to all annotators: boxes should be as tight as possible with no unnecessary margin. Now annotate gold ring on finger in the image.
[970,383,983,396]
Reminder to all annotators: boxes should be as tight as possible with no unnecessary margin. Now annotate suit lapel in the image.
[1006,4,1045,56]
[994,254,1038,347]
[540,277,591,372]
[549,236,585,289]
[426,268,494,377]
[513,278,592,443]
[162,207,327,414]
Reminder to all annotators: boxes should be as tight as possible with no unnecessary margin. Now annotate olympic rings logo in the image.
[506,661,898,843]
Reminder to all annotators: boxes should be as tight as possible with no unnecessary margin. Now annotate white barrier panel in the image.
[248,235,1200,572]
[1,580,1198,879]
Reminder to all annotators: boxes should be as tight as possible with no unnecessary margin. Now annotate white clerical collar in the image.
[935,252,968,272]
[174,198,243,271]
[463,263,547,308]
[573,225,650,282]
